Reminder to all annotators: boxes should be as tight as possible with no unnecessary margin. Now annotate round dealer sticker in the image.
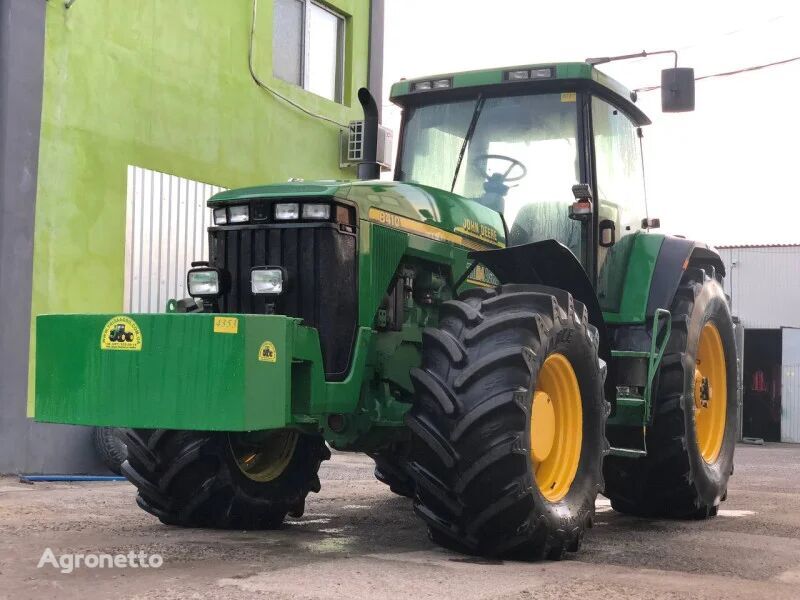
[100,316,143,351]
[258,341,277,363]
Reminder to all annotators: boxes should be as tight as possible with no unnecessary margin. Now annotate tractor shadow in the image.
[143,488,781,583]
[279,492,429,555]
[167,492,701,567]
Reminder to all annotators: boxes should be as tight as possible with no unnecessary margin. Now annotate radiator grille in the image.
[208,224,358,379]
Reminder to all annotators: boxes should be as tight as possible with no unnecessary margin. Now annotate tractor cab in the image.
[390,63,659,280]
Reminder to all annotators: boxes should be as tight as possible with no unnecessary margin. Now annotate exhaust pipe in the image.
[357,87,380,181]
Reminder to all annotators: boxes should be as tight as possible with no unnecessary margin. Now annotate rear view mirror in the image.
[661,68,695,112]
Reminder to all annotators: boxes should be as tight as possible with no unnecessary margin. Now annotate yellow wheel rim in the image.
[530,353,583,502]
[230,430,299,482]
[695,323,727,464]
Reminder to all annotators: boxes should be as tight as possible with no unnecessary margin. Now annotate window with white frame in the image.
[273,0,345,103]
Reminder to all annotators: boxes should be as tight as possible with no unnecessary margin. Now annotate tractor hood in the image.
[209,180,507,250]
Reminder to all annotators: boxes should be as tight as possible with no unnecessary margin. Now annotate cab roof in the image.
[389,61,650,126]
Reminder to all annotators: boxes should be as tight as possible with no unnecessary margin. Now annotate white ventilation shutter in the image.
[124,166,226,313]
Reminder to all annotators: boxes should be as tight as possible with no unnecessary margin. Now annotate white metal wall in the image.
[124,166,226,313]
[782,328,800,443]
[718,246,800,329]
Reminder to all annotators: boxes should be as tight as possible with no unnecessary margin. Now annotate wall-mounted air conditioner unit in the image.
[339,121,393,171]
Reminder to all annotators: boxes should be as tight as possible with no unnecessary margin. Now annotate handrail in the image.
[644,308,672,422]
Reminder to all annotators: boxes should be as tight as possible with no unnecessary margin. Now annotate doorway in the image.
[742,329,781,441]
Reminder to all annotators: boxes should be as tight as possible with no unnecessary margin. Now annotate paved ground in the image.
[1,443,799,599]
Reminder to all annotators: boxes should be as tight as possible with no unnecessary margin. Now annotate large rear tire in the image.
[121,429,329,528]
[604,266,738,518]
[408,284,609,558]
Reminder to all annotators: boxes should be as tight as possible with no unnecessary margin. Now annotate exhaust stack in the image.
[356,88,380,181]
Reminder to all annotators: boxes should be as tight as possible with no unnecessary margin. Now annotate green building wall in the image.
[28,0,375,416]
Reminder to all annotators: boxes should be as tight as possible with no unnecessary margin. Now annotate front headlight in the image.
[251,267,285,295]
[302,203,331,220]
[275,203,300,220]
[228,205,249,223]
[187,268,220,297]
[213,208,227,225]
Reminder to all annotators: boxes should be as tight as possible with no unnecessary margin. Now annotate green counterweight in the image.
[36,313,376,432]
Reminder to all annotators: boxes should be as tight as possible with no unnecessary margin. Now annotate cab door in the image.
[591,97,649,312]
[591,97,648,256]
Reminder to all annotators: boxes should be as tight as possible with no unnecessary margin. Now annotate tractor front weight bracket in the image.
[34,312,372,433]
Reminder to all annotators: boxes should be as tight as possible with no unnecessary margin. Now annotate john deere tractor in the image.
[35,59,738,559]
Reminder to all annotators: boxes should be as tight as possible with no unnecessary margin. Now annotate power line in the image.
[601,13,797,67]
[678,13,794,53]
[636,55,800,92]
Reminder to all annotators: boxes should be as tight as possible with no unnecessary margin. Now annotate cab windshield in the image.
[397,93,582,257]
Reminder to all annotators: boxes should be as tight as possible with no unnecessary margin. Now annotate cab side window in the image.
[592,97,646,244]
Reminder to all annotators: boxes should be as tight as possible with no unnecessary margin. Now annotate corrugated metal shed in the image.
[717,245,800,329]
[782,328,800,443]
[124,166,225,313]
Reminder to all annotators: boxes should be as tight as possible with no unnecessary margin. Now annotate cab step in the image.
[607,308,672,428]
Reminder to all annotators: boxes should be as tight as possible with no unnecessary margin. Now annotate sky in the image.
[380,0,800,246]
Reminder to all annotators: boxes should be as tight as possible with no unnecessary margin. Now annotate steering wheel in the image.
[471,154,528,183]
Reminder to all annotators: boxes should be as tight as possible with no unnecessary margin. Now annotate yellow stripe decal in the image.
[465,278,495,288]
[368,208,503,251]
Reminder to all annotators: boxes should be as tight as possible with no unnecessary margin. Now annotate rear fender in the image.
[646,238,726,315]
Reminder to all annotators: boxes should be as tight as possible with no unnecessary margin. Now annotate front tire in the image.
[408,285,609,558]
[371,444,415,498]
[93,426,128,475]
[604,266,738,518]
[121,429,329,528]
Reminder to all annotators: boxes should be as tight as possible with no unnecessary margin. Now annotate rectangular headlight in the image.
[302,203,331,220]
[229,205,249,223]
[530,67,554,79]
[275,203,300,220]
[506,69,530,81]
[251,267,285,295]
[504,67,554,81]
[432,78,452,89]
[412,80,432,91]
[187,269,220,297]
[213,208,227,225]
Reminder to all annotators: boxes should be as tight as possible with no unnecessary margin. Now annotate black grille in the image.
[208,223,358,380]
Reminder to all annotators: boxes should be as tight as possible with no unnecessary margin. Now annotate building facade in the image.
[717,244,800,443]
[0,0,384,473]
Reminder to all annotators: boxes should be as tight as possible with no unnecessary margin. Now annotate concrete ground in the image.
[0,443,798,600]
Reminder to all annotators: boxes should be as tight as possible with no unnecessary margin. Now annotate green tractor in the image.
[35,59,739,559]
